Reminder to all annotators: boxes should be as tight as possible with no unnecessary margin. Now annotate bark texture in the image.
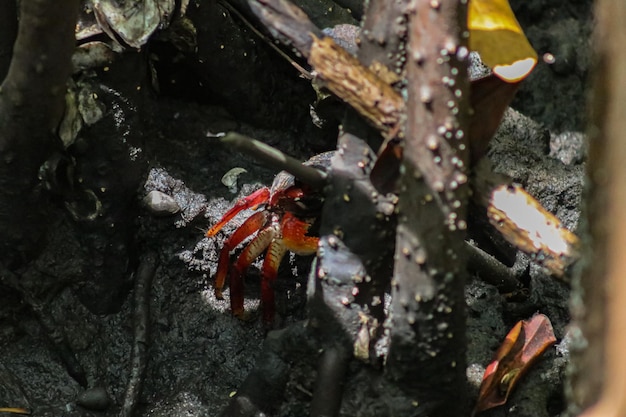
[0,0,79,267]
[385,1,470,415]
[569,0,626,415]
[0,0,17,80]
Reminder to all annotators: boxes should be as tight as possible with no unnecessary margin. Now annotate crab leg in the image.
[213,210,270,299]
[206,187,270,237]
[259,213,319,322]
[260,240,288,322]
[230,222,280,318]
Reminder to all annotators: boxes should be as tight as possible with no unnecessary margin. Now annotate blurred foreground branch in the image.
[571,0,626,415]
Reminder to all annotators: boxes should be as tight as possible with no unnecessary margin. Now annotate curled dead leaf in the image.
[473,313,557,415]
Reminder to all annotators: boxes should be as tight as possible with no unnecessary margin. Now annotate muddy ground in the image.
[0,0,591,416]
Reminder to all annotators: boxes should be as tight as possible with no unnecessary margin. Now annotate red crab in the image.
[206,153,331,322]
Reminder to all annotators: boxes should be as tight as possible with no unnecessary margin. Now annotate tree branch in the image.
[571,0,626,414]
[385,1,469,415]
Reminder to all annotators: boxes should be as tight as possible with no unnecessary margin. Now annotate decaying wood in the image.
[571,0,626,415]
[472,160,579,278]
[308,35,404,137]
[486,184,579,277]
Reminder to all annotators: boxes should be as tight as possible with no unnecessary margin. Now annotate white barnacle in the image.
[420,85,433,104]
[457,45,469,60]
[427,135,439,150]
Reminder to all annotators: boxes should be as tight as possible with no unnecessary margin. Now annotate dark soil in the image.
[0,0,591,416]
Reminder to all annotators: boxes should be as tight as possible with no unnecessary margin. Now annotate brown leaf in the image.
[473,314,557,415]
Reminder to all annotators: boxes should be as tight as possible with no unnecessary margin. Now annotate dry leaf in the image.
[473,314,557,415]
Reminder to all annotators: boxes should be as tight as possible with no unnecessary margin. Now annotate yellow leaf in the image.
[469,0,537,82]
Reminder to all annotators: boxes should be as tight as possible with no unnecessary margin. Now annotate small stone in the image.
[143,190,180,215]
[77,386,111,411]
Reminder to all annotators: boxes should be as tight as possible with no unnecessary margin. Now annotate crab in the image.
[206,153,331,322]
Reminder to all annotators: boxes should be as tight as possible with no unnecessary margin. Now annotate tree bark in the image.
[385,1,469,415]
[0,0,17,80]
[569,0,626,415]
[0,0,78,267]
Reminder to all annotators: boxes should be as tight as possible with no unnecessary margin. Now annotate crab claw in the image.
[206,187,270,237]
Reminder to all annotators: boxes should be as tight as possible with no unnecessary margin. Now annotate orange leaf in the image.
[473,313,557,415]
